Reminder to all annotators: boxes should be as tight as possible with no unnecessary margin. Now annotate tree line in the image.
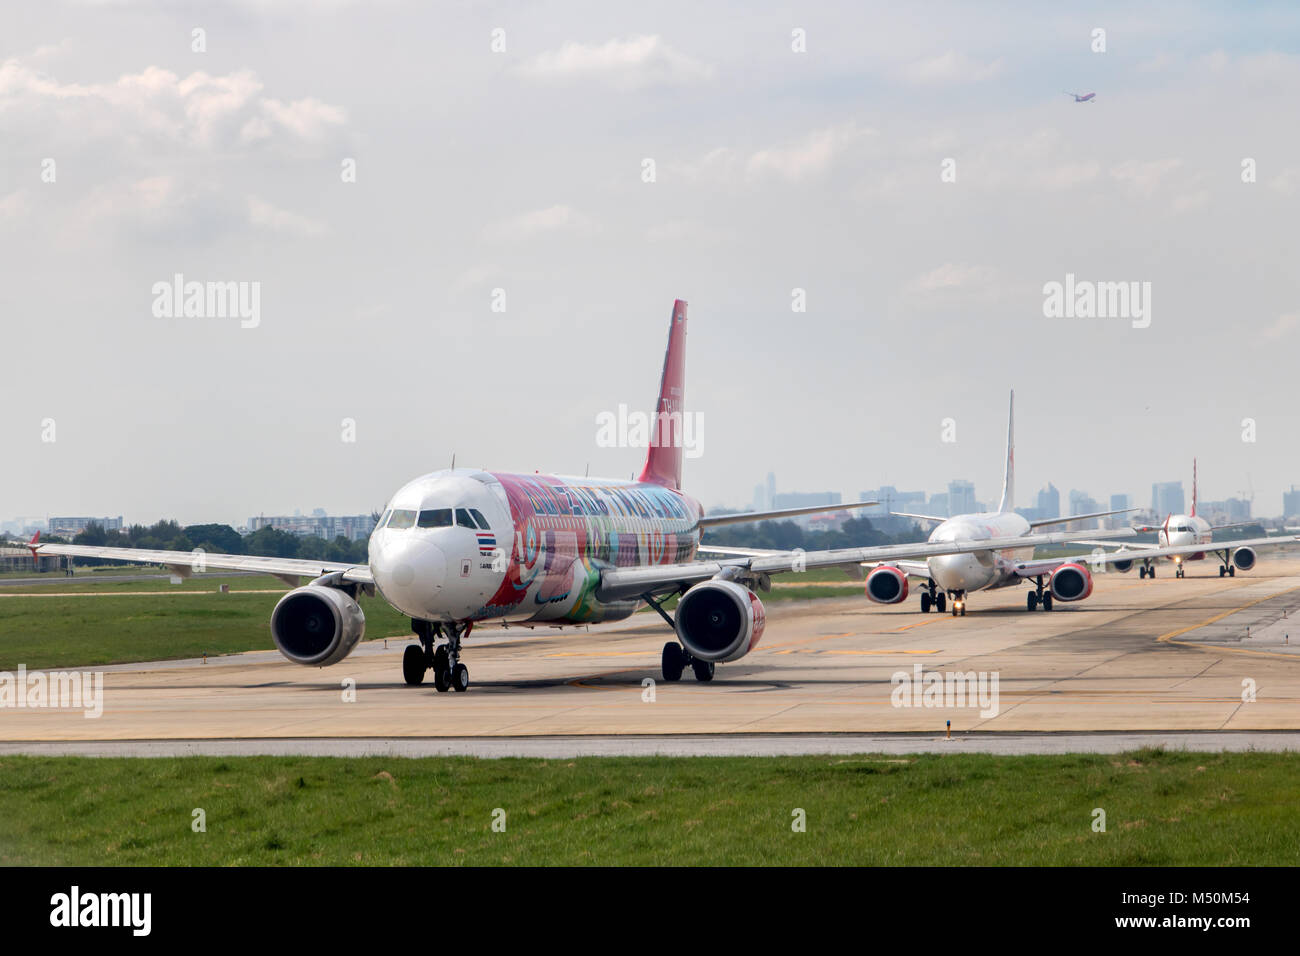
[49,520,370,566]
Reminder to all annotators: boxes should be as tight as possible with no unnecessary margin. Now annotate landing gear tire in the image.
[1219,566,1226,577]
[936,593,947,613]
[1139,566,1147,579]
[1027,591,1038,611]
[1042,592,1053,612]
[691,659,715,682]
[1149,567,1156,578]
[432,645,452,692]
[450,663,470,692]
[662,642,686,682]
[920,592,932,613]
[1229,566,1236,577]
[402,645,427,686]
[1176,567,1185,579]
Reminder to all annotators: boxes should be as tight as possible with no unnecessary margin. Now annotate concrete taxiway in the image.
[3,557,1300,755]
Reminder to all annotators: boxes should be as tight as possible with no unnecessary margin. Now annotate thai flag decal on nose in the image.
[476,532,496,554]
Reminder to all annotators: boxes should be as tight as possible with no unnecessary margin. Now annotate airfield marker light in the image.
[946,720,951,740]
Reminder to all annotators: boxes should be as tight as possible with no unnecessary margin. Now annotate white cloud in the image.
[0,55,345,148]
[901,52,1005,85]
[517,35,712,90]
[675,123,874,186]
[1109,158,1184,198]
[248,196,329,238]
[902,263,1001,306]
[483,204,599,241]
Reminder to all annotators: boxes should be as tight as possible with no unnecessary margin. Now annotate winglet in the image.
[637,299,688,491]
[1191,458,1198,517]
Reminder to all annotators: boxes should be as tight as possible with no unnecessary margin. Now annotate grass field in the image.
[0,568,869,670]
[0,578,413,670]
[0,749,1295,866]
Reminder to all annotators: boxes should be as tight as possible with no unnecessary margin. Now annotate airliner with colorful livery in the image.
[32,301,1134,690]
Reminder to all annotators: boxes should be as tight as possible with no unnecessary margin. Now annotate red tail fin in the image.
[27,531,40,565]
[637,299,688,491]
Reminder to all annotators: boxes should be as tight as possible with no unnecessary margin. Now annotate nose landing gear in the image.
[406,619,472,691]
[949,590,966,616]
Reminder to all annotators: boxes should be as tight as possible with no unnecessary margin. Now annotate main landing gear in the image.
[643,590,715,683]
[1175,565,1186,578]
[1139,562,1157,579]
[918,581,946,613]
[661,641,714,682]
[1025,575,1053,611]
[405,619,472,692]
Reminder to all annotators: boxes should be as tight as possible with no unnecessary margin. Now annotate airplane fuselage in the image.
[1157,513,1212,561]
[368,468,703,626]
[925,511,1037,593]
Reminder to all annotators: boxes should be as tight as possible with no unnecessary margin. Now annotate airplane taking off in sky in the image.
[867,392,1138,615]
[32,303,1135,688]
[1075,460,1296,579]
[1065,91,1096,102]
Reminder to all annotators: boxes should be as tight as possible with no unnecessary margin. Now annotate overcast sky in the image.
[4,1,1300,527]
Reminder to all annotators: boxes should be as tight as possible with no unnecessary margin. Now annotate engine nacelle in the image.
[865,565,909,604]
[271,585,366,666]
[675,579,766,663]
[1112,557,1134,573]
[1233,547,1257,571]
[1049,563,1093,602]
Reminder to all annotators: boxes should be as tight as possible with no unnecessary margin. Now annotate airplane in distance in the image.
[32,302,1134,688]
[860,391,1142,614]
[1073,460,1295,579]
[1065,91,1096,102]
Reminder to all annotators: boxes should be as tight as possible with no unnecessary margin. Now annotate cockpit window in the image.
[377,509,392,530]
[455,508,475,528]
[387,509,416,530]
[1175,525,1191,532]
[469,508,489,529]
[417,508,453,528]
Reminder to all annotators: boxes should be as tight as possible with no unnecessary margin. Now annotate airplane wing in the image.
[31,541,373,588]
[890,511,946,524]
[596,527,1136,602]
[1027,508,1136,529]
[695,545,785,557]
[1010,535,1300,577]
[698,500,878,528]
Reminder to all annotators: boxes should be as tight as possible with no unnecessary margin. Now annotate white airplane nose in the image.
[372,535,446,617]
[929,553,984,590]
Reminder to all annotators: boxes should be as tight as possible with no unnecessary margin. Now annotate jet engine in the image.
[1049,563,1093,602]
[271,585,366,666]
[865,565,909,604]
[674,579,766,663]
[1111,556,1135,573]
[1233,547,1257,571]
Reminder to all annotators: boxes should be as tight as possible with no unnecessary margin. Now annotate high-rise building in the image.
[765,472,776,511]
[1151,481,1185,516]
[1108,493,1132,529]
[1069,490,1101,529]
[1285,486,1300,519]
[948,480,977,516]
[1037,483,1060,520]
